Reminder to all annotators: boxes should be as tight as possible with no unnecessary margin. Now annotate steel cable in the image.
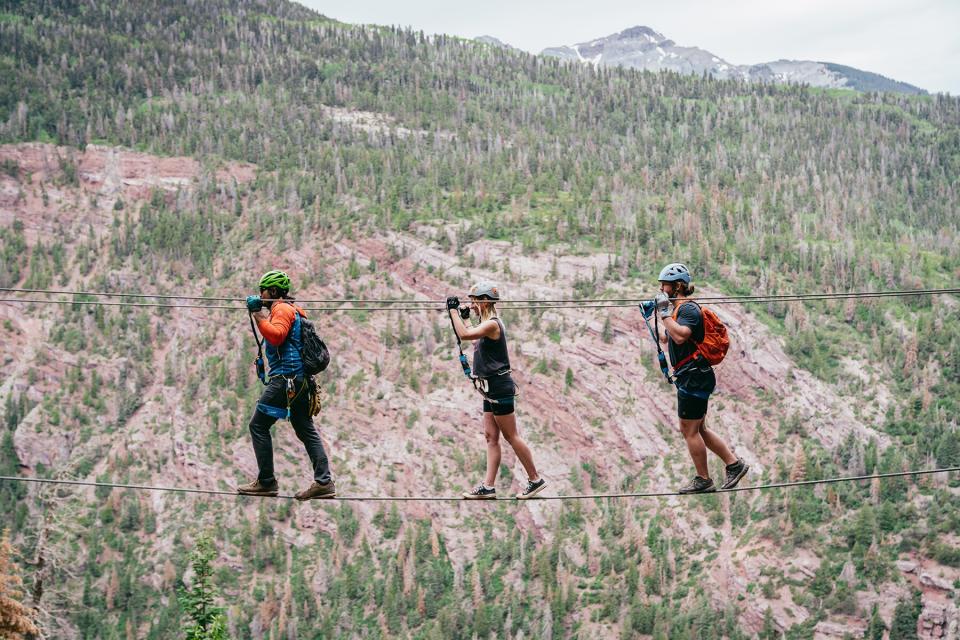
[1,466,956,501]
[0,287,957,313]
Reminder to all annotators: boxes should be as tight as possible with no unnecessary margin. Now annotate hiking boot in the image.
[462,484,497,500]
[721,459,749,490]
[237,479,279,497]
[517,478,547,500]
[295,480,336,501]
[678,475,716,494]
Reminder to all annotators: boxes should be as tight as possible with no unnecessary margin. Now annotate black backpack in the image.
[298,314,330,376]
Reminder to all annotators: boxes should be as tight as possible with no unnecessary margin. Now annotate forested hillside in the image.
[1,1,959,638]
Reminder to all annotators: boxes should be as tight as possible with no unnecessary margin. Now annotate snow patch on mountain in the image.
[538,26,925,93]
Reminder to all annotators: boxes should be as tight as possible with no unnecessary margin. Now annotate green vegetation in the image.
[178,534,228,639]
[0,0,957,637]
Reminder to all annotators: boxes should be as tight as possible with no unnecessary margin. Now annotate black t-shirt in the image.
[667,302,705,369]
[473,318,511,377]
[668,301,715,398]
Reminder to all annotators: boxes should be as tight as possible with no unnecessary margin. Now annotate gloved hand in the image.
[246,295,263,313]
[446,296,460,310]
[654,292,673,318]
[639,300,656,319]
[459,306,471,320]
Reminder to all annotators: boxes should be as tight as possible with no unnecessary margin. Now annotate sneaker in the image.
[295,480,336,501]
[237,479,279,497]
[721,459,749,490]
[517,478,547,500]
[462,484,497,500]
[678,476,716,494]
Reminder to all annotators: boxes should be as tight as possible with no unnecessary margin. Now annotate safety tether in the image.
[640,305,673,384]
[249,314,267,385]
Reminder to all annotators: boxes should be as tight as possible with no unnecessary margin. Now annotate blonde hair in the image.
[476,299,498,323]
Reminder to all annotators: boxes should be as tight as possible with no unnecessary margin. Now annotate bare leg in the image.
[680,418,709,478]
[483,412,502,487]
[494,412,540,482]
[699,422,737,465]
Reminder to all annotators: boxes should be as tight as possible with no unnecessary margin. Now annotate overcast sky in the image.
[298,0,959,94]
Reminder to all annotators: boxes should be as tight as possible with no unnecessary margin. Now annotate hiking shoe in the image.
[295,480,336,501]
[462,484,497,500]
[678,476,716,494]
[237,479,279,497]
[517,478,547,500]
[721,459,749,490]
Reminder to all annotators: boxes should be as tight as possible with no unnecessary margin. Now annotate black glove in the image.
[459,306,471,320]
[446,296,460,310]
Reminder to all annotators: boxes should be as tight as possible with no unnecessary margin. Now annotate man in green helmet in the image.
[237,270,335,500]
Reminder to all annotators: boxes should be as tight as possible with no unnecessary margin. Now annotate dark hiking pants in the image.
[248,376,331,484]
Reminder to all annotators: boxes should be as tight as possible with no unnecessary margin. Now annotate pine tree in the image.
[759,607,778,640]
[0,528,40,639]
[863,603,885,640]
[177,534,227,640]
[888,596,920,640]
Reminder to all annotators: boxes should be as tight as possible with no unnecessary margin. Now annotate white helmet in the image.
[469,281,500,300]
[658,263,691,284]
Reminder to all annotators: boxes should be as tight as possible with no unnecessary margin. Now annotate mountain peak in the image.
[613,25,667,43]
[541,26,925,93]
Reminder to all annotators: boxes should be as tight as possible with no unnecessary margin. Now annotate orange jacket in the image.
[256,301,308,347]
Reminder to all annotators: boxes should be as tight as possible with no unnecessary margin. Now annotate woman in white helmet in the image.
[446,282,546,499]
[654,263,747,494]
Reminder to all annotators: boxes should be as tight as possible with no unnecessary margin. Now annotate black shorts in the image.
[480,374,516,416]
[677,394,709,420]
[675,366,716,420]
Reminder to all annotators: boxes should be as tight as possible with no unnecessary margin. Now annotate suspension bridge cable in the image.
[1,467,956,502]
[0,298,444,312]
[2,287,958,307]
[1,288,958,313]
[0,287,437,304]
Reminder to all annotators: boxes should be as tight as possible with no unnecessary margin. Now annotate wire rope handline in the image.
[2,287,959,314]
[2,286,958,308]
[1,466,955,501]
[0,286,440,304]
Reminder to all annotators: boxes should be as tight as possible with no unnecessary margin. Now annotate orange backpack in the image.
[673,301,729,369]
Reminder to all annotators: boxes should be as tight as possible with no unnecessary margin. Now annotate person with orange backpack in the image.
[651,263,748,494]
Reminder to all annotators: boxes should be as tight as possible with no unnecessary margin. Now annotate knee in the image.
[293,420,318,440]
[485,432,500,446]
[501,430,520,446]
[678,424,698,439]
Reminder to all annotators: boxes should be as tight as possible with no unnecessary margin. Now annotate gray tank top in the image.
[473,318,511,378]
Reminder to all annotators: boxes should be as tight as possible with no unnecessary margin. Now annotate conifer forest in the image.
[1,1,959,638]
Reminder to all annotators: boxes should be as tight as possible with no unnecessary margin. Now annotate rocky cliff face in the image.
[538,26,926,93]
[3,142,957,637]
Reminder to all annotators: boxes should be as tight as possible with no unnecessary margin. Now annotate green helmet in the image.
[258,270,291,292]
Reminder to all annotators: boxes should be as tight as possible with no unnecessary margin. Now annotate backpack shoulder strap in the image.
[671,300,704,371]
[672,299,700,320]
